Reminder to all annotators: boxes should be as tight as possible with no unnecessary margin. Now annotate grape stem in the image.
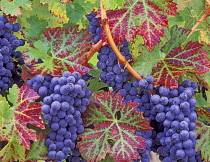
[187,7,210,39]
[100,0,142,81]
[206,0,210,6]
[59,0,71,4]
[195,73,210,90]
[177,0,192,5]
[86,40,103,61]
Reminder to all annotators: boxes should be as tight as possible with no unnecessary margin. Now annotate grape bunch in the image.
[150,80,198,162]
[66,147,86,162]
[97,43,133,92]
[27,74,53,100]
[0,16,25,94]
[86,12,102,44]
[27,71,92,161]
[87,12,132,92]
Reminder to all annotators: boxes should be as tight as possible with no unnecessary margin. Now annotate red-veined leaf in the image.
[195,121,210,161]
[0,85,45,150]
[78,91,153,162]
[197,109,210,123]
[152,41,210,88]
[25,132,48,162]
[25,25,92,76]
[99,0,177,50]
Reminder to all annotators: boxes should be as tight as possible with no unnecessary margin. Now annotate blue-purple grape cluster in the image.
[87,12,132,92]
[27,71,92,161]
[97,44,132,92]
[27,74,53,100]
[0,16,25,94]
[151,80,198,162]
[86,12,101,44]
[66,147,86,162]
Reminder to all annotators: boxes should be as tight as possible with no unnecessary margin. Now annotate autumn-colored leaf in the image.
[0,131,26,162]
[197,109,210,123]
[40,0,69,23]
[195,121,210,162]
[77,91,152,162]
[25,25,92,76]
[152,41,210,88]
[0,85,45,150]
[99,0,177,50]
[25,132,48,162]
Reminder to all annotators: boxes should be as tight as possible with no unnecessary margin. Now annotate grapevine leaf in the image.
[40,0,69,22]
[23,16,48,40]
[88,69,103,77]
[133,46,162,77]
[99,154,115,162]
[25,132,48,161]
[162,25,191,54]
[0,85,45,150]
[102,0,125,9]
[0,131,26,162]
[100,0,176,50]
[66,2,85,24]
[196,93,210,109]
[1,0,32,16]
[152,62,187,88]
[200,29,210,45]
[87,78,108,95]
[195,121,210,161]
[66,1,93,24]
[165,42,210,74]
[149,0,177,16]
[130,35,144,57]
[0,96,13,130]
[197,109,210,123]
[78,91,153,162]
[75,0,94,13]
[25,25,92,76]
[152,41,210,88]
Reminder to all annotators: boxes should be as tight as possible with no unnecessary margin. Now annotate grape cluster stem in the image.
[187,7,210,39]
[100,0,142,81]
[86,40,102,60]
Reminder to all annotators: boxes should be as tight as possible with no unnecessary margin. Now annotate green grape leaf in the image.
[88,69,103,77]
[0,131,26,162]
[66,0,94,24]
[195,121,210,162]
[200,28,210,45]
[66,2,85,24]
[25,25,92,76]
[197,109,210,123]
[78,91,153,162]
[196,93,210,109]
[133,46,162,77]
[86,78,108,95]
[40,0,69,22]
[162,25,191,54]
[102,0,126,9]
[23,16,48,40]
[131,35,144,57]
[25,132,48,161]
[1,0,32,16]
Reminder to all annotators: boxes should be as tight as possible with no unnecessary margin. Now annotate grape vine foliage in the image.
[0,0,210,162]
